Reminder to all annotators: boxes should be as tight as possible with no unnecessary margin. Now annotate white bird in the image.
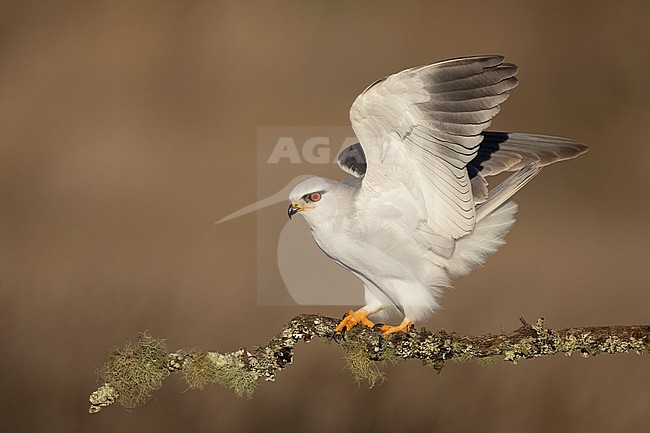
[288,55,587,334]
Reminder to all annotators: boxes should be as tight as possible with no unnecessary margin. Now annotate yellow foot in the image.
[378,320,415,335]
[335,309,376,334]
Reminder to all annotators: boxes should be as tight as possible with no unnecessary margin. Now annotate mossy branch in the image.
[89,314,649,413]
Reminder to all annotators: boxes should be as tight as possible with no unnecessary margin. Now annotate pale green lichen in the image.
[98,332,170,409]
[338,327,405,386]
[88,383,119,413]
[500,337,537,364]
[477,355,500,366]
[342,338,385,387]
[562,333,579,356]
[450,341,476,363]
[378,345,400,366]
[183,351,258,398]
[595,334,647,355]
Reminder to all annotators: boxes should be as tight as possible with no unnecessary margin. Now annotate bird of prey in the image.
[287,55,587,334]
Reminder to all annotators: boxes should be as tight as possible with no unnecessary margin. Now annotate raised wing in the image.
[349,55,518,246]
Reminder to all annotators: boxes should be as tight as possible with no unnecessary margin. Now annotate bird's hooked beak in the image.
[288,203,299,219]
[288,202,312,219]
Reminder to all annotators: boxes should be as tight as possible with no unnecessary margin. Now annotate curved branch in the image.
[89,315,649,413]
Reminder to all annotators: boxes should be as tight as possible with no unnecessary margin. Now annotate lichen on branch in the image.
[89,315,649,413]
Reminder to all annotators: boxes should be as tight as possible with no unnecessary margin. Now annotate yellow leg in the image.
[335,309,376,334]
[379,320,415,335]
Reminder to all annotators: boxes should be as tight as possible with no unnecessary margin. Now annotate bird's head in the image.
[288,176,339,222]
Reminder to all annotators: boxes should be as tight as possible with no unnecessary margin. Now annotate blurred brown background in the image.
[1,1,648,432]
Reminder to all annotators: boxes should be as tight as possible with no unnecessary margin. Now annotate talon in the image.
[335,309,376,334]
[372,323,385,331]
[380,320,415,335]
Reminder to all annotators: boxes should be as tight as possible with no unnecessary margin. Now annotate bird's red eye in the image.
[309,192,321,202]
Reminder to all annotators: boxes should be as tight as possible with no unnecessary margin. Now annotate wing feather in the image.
[349,55,518,251]
[336,142,366,178]
[469,132,588,177]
